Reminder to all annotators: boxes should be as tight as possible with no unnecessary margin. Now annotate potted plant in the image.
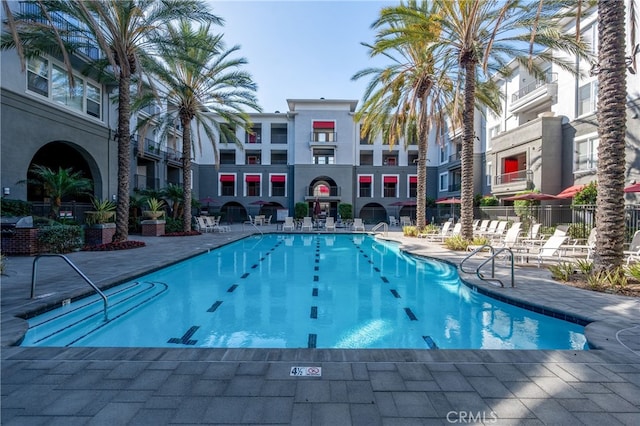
[86,197,116,225]
[143,198,166,220]
[85,197,116,246]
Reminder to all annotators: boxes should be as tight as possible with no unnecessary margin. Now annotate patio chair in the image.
[418,221,451,241]
[352,218,365,232]
[565,228,597,260]
[475,219,490,234]
[389,216,399,226]
[400,216,412,227]
[625,230,640,265]
[282,216,295,231]
[301,216,313,231]
[264,215,272,225]
[196,216,213,233]
[325,216,336,231]
[525,235,568,267]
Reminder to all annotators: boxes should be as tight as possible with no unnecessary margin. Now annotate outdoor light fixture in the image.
[3,187,10,196]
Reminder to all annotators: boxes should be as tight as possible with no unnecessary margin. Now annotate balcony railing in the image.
[20,2,101,60]
[141,137,162,157]
[134,174,159,191]
[165,147,181,164]
[310,132,337,143]
[305,186,341,197]
[448,152,461,162]
[512,73,558,102]
[495,169,533,185]
[448,183,461,192]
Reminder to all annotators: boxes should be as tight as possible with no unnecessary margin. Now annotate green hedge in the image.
[37,225,83,253]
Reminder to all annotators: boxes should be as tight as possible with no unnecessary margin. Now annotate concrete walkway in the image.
[2,226,640,425]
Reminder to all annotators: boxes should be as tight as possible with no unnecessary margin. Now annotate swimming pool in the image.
[21,234,587,350]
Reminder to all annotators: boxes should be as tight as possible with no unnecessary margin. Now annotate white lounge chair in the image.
[389,216,399,226]
[527,235,568,267]
[400,216,412,227]
[419,221,451,241]
[625,230,640,265]
[352,218,365,232]
[301,217,313,231]
[325,216,336,231]
[196,216,214,233]
[282,216,295,231]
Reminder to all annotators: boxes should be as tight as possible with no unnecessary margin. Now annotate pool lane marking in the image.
[241,273,249,278]
[207,301,223,312]
[310,306,318,319]
[227,284,238,293]
[423,336,438,349]
[312,288,318,296]
[168,326,199,345]
[381,276,389,283]
[390,289,401,298]
[404,308,418,321]
[308,334,317,348]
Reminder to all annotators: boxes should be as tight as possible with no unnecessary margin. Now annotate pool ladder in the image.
[459,244,515,288]
[31,254,109,321]
[371,222,388,236]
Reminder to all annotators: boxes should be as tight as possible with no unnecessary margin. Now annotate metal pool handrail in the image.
[371,222,388,236]
[31,254,109,321]
[459,244,515,288]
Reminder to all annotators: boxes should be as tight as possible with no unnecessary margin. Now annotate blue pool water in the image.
[21,234,587,350]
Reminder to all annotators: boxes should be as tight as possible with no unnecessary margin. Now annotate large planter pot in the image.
[85,211,115,225]
[85,223,116,246]
[143,211,164,220]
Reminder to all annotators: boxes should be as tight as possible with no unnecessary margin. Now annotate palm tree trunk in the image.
[416,115,428,228]
[112,73,132,243]
[182,119,193,233]
[460,60,476,240]
[594,0,627,271]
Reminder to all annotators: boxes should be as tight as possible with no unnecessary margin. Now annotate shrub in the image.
[548,262,574,282]
[567,223,590,240]
[37,225,83,253]
[0,198,32,216]
[83,240,146,251]
[403,225,419,237]
[338,203,353,220]
[624,262,640,281]
[444,235,471,251]
[0,254,5,275]
[479,195,499,206]
[165,217,184,233]
[573,181,597,205]
[294,202,308,219]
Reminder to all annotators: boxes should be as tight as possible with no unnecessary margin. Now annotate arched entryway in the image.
[26,141,99,203]
[359,203,386,224]
[254,202,284,220]
[308,176,339,219]
[220,201,247,224]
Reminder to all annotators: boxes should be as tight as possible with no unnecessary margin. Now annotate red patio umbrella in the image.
[503,192,559,224]
[313,199,321,217]
[435,197,461,219]
[624,183,640,193]
[556,184,586,199]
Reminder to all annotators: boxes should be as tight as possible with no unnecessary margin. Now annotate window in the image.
[220,150,236,164]
[575,136,599,172]
[359,125,370,145]
[245,175,261,196]
[52,65,83,112]
[246,152,260,164]
[86,83,101,118]
[271,151,288,164]
[407,151,418,165]
[383,176,398,198]
[439,173,448,192]
[26,57,102,119]
[219,174,236,196]
[270,123,287,144]
[246,124,262,143]
[383,155,397,166]
[440,146,448,164]
[270,175,286,196]
[358,175,372,197]
[313,148,335,164]
[489,125,500,150]
[486,162,493,186]
[360,151,373,165]
[27,57,49,97]
[312,121,335,142]
[409,176,417,198]
[578,81,598,116]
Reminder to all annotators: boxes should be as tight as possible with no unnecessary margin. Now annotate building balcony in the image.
[304,186,341,199]
[510,73,558,115]
[309,132,337,147]
[448,183,461,192]
[448,152,461,163]
[136,137,163,159]
[492,169,533,193]
[134,174,160,191]
[165,147,182,166]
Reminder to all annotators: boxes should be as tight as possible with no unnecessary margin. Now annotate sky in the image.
[208,0,393,113]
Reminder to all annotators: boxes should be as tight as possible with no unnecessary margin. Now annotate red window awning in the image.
[359,176,372,183]
[383,176,398,183]
[270,175,286,182]
[220,174,235,182]
[409,176,417,183]
[245,175,261,182]
[313,121,335,129]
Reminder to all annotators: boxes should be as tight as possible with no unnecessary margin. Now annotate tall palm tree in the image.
[2,0,220,241]
[424,0,591,240]
[353,1,458,229]
[593,0,629,270]
[137,20,260,232]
